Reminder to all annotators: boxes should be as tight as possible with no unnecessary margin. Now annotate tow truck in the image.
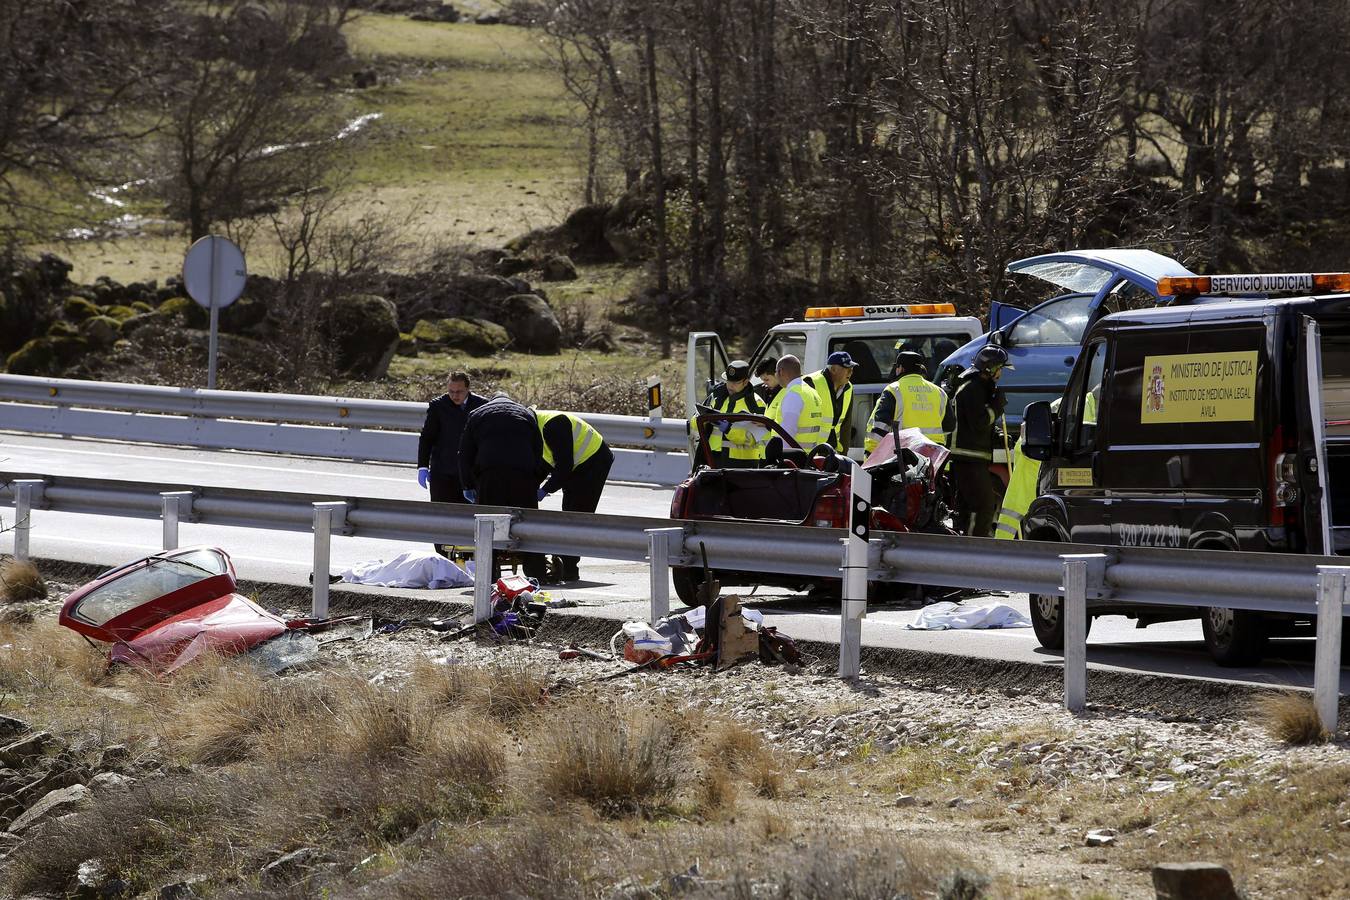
[686,304,983,458]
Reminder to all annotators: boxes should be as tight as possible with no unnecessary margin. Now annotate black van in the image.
[1019,272,1350,665]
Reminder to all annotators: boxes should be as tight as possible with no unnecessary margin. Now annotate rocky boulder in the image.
[0,253,68,354]
[411,317,510,355]
[540,254,578,282]
[7,783,90,834]
[5,338,60,376]
[80,315,122,349]
[408,1,459,22]
[155,297,210,329]
[498,294,562,354]
[320,293,400,378]
[1151,863,1238,900]
[63,296,101,322]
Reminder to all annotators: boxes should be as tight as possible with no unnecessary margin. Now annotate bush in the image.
[0,558,47,602]
[535,698,683,817]
[1254,692,1328,745]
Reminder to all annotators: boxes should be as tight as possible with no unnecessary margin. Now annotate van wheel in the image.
[1201,607,1268,666]
[672,566,705,607]
[1029,594,1095,650]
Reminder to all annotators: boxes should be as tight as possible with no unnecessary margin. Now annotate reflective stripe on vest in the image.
[805,370,852,450]
[709,391,764,460]
[537,411,604,470]
[866,375,947,451]
[777,381,825,447]
[994,437,1041,541]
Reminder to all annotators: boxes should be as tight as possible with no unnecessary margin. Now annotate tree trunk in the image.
[645,25,671,359]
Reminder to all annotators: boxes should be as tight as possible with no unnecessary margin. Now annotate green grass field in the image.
[38,14,585,284]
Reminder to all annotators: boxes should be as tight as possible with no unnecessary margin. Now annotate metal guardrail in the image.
[0,471,1344,731]
[0,375,692,486]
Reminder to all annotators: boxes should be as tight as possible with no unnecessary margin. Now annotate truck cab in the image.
[1019,270,1350,665]
[687,304,983,459]
[939,249,1197,427]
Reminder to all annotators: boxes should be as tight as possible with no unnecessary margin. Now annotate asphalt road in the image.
[2,431,1345,694]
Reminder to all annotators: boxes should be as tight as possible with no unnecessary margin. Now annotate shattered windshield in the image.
[1013,261,1114,294]
[71,549,228,626]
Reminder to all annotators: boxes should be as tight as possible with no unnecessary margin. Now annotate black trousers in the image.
[477,467,548,580]
[556,446,614,576]
[428,474,466,555]
[952,458,999,538]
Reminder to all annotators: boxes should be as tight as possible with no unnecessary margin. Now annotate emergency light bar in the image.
[804,303,956,319]
[1157,272,1350,296]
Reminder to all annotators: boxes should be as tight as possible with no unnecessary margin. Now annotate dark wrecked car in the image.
[668,413,957,604]
[59,546,316,675]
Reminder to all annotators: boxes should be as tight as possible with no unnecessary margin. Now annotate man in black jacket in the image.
[949,345,1012,537]
[417,371,488,553]
[458,393,548,580]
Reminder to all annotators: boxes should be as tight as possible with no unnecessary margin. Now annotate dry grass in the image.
[1253,692,1328,745]
[535,697,685,817]
[409,658,549,723]
[377,820,595,900]
[703,720,786,799]
[0,619,109,693]
[0,557,47,603]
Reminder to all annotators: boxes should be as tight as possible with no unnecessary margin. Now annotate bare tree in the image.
[149,0,358,241]
[0,0,173,242]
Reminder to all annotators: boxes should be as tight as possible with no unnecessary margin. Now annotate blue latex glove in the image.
[464,489,478,504]
[716,420,732,435]
[537,487,549,502]
[417,467,429,489]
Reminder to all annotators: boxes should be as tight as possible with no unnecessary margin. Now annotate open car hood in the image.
[59,546,292,674]
[1006,249,1195,298]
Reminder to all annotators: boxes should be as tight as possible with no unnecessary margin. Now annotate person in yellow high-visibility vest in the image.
[704,360,766,467]
[771,355,826,448]
[994,397,1063,540]
[536,409,613,582]
[865,351,950,455]
[802,351,856,452]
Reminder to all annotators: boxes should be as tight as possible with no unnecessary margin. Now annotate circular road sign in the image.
[182,235,247,309]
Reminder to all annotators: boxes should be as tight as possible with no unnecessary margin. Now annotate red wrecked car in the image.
[59,546,316,674]
[668,413,958,604]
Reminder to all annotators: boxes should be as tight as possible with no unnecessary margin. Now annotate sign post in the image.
[182,235,247,390]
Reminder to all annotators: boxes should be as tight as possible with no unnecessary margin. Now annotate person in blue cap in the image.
[802,350,857,452]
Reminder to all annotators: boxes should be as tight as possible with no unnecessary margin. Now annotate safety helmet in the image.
[893,350,927,373]
[963,345,1013,377]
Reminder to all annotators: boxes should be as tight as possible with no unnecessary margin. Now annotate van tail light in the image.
[813,485,848,527]
[1268,424,1299,526]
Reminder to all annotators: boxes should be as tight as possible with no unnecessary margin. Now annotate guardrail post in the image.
[839,461,872,679]
[10,480,45,562]
[473,514,513,623]
[1060,553,1107,714]
[1315,566,1347,735]
[160,491,195,551]
[645,526,685,621]
[310,501,347,620]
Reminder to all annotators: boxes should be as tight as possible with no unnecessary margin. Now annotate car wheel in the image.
[1200,607,1268,666]
[1029,593,1096,650]
[672,566,705,607]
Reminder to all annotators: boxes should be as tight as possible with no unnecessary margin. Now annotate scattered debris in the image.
[1084,828,1117,847]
